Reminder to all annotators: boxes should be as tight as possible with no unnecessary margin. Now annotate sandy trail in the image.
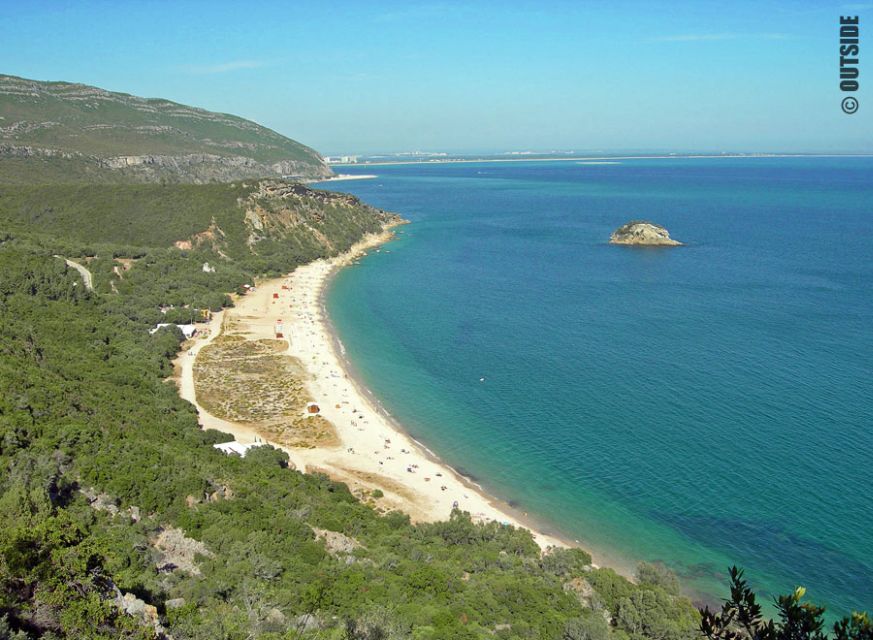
[174,229,566,550]
[56,256,94,291]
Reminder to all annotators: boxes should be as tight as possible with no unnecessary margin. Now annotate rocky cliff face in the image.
[0,74,333,183]
[100,152,332,182]
[240,180,402,252]
[609,221,682,246]
[0,145,333,183]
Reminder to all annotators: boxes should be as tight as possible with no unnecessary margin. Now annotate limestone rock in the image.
[152,526,213,575]
[312,527,362,556]
[609,221,682,246]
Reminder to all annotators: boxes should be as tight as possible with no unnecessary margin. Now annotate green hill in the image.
[0,74,332,183]
[0,237,701,640]
[0,180,396,271]
[0,75,704,640]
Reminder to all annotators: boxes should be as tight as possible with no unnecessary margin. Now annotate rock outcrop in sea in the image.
[609,221,682,246]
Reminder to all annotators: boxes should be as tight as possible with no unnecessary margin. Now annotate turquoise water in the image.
[319,158,873,616]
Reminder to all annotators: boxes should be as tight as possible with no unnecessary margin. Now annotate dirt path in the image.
[56,256,94,291]
[175,311,265,444]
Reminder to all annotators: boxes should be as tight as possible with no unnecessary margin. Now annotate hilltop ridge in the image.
[0,74,332,183]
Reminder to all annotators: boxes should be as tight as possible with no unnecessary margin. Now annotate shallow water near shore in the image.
[318,157,873,616]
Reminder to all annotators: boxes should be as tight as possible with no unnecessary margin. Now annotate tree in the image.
[0,613,32,640]
[700,567,873,640]
[637,562,681,596]
[563,614,611,640]
[542,548,594,578]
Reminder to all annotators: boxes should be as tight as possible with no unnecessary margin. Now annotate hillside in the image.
[0,74,332,183]
[0,180,397,272]
[0,71,703,640]
[0,238,702,640]
[0,151,709,638]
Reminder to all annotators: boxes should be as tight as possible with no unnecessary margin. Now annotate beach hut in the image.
[149,323,197,339]
[213,441,257,457]
[305,402,321,416]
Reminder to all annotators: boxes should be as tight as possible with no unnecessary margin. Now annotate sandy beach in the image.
[175,226,568,550]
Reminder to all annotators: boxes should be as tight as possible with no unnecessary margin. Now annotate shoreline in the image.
[317,247,644,577]
[175,225,591,554]
[316,246,599,556]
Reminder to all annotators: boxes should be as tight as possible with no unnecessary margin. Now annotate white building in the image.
[149,323,198,339]
[213,441,258,457]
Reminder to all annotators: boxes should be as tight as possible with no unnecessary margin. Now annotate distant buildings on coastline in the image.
[324,155,359,164]
[325,151,450,164]
[324,150,829,167]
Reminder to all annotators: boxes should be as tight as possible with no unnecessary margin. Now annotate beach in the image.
[175,226,568,551]
[307,157,873,614]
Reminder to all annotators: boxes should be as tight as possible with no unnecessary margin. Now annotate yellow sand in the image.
[175,229,566,549]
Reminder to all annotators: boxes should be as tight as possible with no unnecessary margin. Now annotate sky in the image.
[1,0,870,155]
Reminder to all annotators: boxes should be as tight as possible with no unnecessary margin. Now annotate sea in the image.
[317,157,873,617]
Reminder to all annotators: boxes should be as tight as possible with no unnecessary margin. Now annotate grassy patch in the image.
[194,335,339,448]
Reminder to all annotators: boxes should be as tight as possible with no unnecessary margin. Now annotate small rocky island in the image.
[609,221,682,246]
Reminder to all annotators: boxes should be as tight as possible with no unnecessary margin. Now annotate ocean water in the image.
[319,158,873,616]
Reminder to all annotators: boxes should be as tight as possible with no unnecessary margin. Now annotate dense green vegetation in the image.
[0,74,330,182]
[0,180,392,281]
[0,183,248,248]
[0,74,324,164]
[0,232,701,638]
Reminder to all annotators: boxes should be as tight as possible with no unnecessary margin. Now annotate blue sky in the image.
[1,0,870,154]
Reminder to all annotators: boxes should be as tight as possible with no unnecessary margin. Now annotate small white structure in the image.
[213,441,258,457]
[202,262,216,273]
[150,323,198,339]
